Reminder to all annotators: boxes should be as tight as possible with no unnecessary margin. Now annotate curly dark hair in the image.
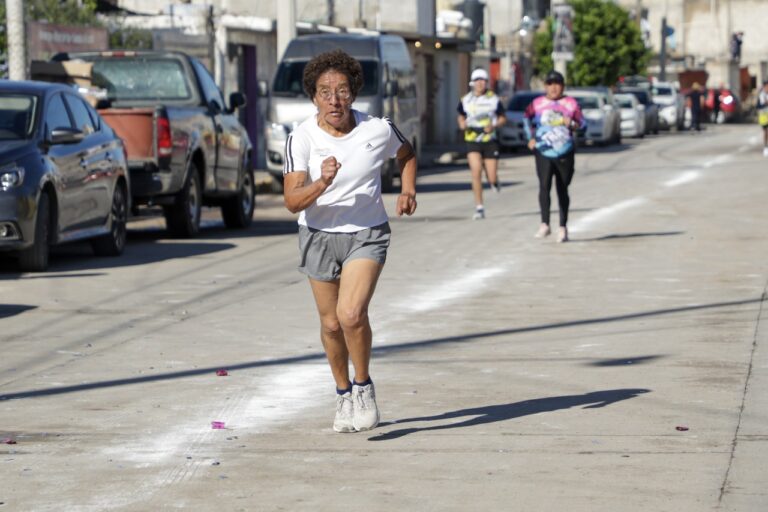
[302,49,364,99]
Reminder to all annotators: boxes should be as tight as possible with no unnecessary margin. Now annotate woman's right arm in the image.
[283,157,339,214]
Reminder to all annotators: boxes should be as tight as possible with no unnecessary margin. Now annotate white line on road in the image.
[398,266,508,313]
[664,170,700,187]
[568,197,648,233]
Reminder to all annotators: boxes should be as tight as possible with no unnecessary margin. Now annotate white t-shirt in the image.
[284,110,405,232]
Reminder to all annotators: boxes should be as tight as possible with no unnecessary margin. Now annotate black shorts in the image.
[466,141,500,159]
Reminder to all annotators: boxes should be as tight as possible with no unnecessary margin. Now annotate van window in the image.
[273,60,380,97]
[382,41,411,72]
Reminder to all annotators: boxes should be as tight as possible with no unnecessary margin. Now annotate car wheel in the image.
[91,181,128,256]
[18,192,51,272]
[165,164,202,238]
[222,165,255,229]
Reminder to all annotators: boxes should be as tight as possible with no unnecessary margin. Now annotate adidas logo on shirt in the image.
[364,142,375,151]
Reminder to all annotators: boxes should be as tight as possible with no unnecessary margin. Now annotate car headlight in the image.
[0,165,25,190]
[265,122,288,142]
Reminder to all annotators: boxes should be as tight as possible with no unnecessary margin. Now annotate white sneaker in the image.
[492,181,502,193]
[557,227,569,243]
[333,391,355,433]
[473,207,485,220]
[352,382,380,431]
[763,147,768,157]
[534,224,551,238]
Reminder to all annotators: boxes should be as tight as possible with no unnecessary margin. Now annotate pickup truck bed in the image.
[51,50,255,237]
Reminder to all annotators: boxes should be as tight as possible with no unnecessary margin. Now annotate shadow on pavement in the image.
[1,296,760,402]
[574,231,685,242]
[416,181,523,194]
[0,218,297,277]
[368,388,651,441]
[0,304,36,318]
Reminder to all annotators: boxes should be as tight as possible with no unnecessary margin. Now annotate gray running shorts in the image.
[297,222,391,281]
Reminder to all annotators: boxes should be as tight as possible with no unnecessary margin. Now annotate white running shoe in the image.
[763,147,768,157]
[557,227,569,243]
[333,391,355,433]
[473,207,485,220]
[534,224,551,238]
[352,382,380,431]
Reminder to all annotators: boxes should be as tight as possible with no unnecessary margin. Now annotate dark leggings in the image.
[535,151,575,227]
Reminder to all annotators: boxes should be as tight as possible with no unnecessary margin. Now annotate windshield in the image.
[0,95,37,140]
[507,93,539,111]
[89,58,193,101]
[616,97,634,108]
[653,86,673,96]
[574,96,600,110]
[273,60,380,97]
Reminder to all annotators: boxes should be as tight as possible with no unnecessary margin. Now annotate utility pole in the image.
[659,17,667,81]
[276,0,296,63]
[5,0,26,80]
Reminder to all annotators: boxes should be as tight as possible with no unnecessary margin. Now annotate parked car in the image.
[52,51,254,237]
[652,81,685,130]
[498,90,542,150]
[618,86,659,134]
[705,87,742,123]
[614,93,645,138]
[0,81,129,271]
[260,33,419,192]
[568,88,621,145]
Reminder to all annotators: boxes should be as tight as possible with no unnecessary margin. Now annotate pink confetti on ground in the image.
[3,438,17,444]
[211,421,226,429]
[675,426,689,431]
[216,369,228,376]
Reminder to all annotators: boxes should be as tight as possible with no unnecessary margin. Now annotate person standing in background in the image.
[523,70,585,243]
[687,83,704,132]
[758,80,768,157]
[457,68,506,220]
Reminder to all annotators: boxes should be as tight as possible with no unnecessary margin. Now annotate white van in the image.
[261,33,419,192]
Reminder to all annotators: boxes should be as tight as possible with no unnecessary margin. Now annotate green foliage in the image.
[109,27,153,50]
[533,0,650,86]
[1,0,101,57]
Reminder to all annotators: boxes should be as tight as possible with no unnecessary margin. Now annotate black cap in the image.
[545,70,565,84]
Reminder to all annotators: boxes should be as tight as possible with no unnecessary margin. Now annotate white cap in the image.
[470,69,489,83]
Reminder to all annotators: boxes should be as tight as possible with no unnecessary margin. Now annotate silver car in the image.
[615,93,646,138]
[568,89,621,145]
[652,81,685,130]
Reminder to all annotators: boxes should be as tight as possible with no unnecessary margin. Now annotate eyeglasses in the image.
[316,87,352,102]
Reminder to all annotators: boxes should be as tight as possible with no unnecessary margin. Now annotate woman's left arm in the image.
[395,141,417,216]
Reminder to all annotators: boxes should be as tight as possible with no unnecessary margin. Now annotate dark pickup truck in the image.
[52,51,254,237]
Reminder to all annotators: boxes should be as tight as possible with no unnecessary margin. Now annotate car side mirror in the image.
[50,127,85,145]
[229,91,247,112]
[257,80,269,97]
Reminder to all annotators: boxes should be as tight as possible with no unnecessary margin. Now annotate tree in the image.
[1,0,101,58]
[533,0,650,86]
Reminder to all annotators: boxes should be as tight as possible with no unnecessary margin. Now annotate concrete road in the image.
[2,125,767,511]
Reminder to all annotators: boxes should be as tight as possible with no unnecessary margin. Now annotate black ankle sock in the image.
[336,383,352,395]
[353,377,372,387]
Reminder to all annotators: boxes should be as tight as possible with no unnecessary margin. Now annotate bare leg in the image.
[483,157,499,187]
[308,278,350,390]
[467,151,484,206]
[337,258,383,383]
